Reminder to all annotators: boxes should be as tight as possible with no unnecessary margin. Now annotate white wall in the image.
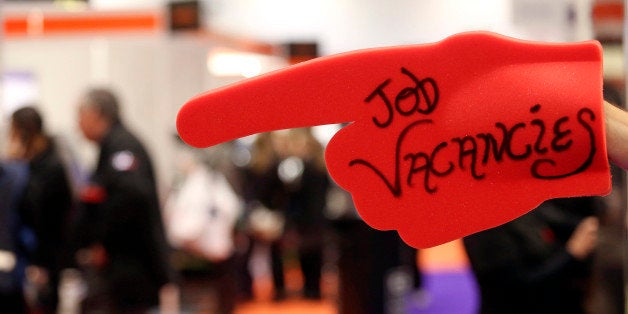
[205,0,590,55]
[206,0,511,54]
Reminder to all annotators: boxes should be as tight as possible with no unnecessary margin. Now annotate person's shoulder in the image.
[109,124,140,143]
[102,125,155,173]
[29,142,62,171]
[105,124,146,153]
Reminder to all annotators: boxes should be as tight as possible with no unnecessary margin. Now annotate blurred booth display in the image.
[168,0,201,32]
[592,0,623,43]
[206,48,288,80]
[285,42,319,64]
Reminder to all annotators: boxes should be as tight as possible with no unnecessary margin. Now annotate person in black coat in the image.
[0,160,29,314]
[75,88,175,313]
[281,128,330,300]
[235,132,290,301]
[463,198,600,314]
[7,106,74,313]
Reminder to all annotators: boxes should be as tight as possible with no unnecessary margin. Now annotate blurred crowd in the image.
[0,87,423,314]
[1,89,175,314]
[0,86,625,314]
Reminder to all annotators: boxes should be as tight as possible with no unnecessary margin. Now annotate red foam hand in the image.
[177,32,611,248]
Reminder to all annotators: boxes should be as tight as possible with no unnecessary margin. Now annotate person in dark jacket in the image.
[7,106,74,313]
[282,128,330,299]
[463,198,599,314]
[0,160,29,314]
[75,88,175,313]
[236,132,290,301]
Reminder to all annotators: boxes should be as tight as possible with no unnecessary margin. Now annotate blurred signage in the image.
[2,11,161,36]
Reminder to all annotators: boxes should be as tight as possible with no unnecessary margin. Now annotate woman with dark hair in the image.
[8,106,73,314]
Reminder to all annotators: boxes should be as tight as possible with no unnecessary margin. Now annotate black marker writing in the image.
[364,67,439,128]
[351,68,597,197]
[531,108,596,179]
[349,119,433,197]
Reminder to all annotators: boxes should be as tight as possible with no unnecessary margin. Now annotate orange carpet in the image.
[234,239,467,314]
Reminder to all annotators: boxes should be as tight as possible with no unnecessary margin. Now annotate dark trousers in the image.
[299,246,323,298]
[270,240,285,294]
[334,220,421,314]
[0,290,26,314]
[235,236,285,299]
[179,256,237,314]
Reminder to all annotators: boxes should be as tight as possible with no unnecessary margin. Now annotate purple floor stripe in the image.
[407,268,479,314]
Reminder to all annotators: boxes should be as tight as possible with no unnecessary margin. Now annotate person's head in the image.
[9,105,46,159]
[78,88,120,142]
[249,132,276,174]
